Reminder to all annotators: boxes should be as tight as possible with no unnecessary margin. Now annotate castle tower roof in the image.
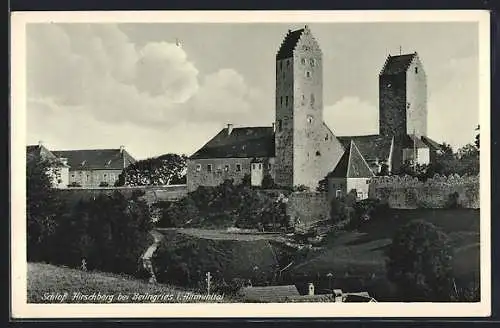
[380,52,418,76]
[276,27,305,60]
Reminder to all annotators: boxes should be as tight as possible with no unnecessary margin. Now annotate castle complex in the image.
[187,26,442,194]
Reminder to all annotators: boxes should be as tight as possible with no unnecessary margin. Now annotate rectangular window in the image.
[305,71,311,78]
[258,163,262,169]
[196,164,201,172]
[267,163,271,170]
[236,164,242,172]
[207,164,212,172]
[224,165,229,172]
[357,192,363,199]
[336,190,342,198]
[285,96,288,107]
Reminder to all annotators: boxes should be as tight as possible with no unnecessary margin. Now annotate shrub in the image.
[99,181,109,187]
[51,191,153,275]
[27,158,65,262]
[445,192,461,209]
[68,182,82,187]
[316,176,329,192]
[293,185,310,192]
[386,220,454,301]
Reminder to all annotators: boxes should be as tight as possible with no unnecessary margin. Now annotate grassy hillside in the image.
[27,263,231,303]
[289,209,480,299]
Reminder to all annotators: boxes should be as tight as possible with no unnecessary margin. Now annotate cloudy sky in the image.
[26,22,479,160]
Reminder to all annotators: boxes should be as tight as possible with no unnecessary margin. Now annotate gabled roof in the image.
[189,127,275,159]
[52,149,136,170]
[380,53,417,76]
[337,135,393,162]
[329,140,374,178]
[402,134,429,149]
[26,144,69,167]
[240,285,300,302]
[276,28,305,60]
[421,136,443,150]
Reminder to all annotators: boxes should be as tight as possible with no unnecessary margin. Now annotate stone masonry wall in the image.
[286,191,330,228]
[368,175,479,209]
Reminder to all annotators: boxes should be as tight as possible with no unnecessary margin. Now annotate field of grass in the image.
[292,209,480,279]
[27,263,231,303]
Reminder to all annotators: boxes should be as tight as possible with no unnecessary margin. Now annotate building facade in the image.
[27,143,70,189]
[53,146,136,188]
[187,26,443,193]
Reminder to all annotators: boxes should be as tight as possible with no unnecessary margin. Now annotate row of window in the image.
[278,58,316,70]
[279,94,315,107]
[195,163,272,172]
[70,172,118,182]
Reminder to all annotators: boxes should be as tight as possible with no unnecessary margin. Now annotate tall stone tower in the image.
[379,52,427,171]
[379,52,427,138]
[274,26,344,189]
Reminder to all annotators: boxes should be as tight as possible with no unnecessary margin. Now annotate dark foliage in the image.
[386,220,454,301]
[316,176,329,192]
[156,179,290,231]
[51,191,153,275]
[261,174,276,189]
[27,158,65,262]
[116,153,187,186]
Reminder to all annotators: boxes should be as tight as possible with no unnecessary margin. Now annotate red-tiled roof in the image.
[189,127,275,159]
[380,53,417,75]
[329,140,374,178]
[276,28,305,60]
[52,149,136,170]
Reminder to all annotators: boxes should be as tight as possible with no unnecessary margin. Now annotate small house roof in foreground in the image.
[189,126,275,159]
[329,140,375,179]
[240,285,300,302]
[52,149,136,170]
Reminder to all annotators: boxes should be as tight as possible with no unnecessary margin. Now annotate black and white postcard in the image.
[10,10,491,318]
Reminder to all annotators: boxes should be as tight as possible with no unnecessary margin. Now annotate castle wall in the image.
[286,191,330,227]
[187,157,275,192]
[368,175,479,209]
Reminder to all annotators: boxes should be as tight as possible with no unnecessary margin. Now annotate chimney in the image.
[38,140,44,148]
[119,145,125,153]
[272,122,276,132]
[308,283,314,296]
[60,157,68,166]
[227,124,233,136]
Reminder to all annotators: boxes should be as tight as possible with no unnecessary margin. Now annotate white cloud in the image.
[427,56,479,149]
[324,96,379,136]
[26,23,268,158]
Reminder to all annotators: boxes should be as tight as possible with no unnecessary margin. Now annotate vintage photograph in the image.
[11,10,490,318]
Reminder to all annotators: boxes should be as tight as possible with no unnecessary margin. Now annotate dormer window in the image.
[106,160,112,166]
[387,83,392,88]
[80,160,86,167]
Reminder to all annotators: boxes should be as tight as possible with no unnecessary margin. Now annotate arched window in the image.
[301,57,306,65]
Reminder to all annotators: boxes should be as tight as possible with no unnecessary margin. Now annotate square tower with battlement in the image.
[379,52,428,138]
[274,26,344,189]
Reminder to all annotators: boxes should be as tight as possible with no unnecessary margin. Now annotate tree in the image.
[26,157,64,261]
[261,174,276,189]
[116,153,187,186]
[386,220,454,301]
[475,125,480,150]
